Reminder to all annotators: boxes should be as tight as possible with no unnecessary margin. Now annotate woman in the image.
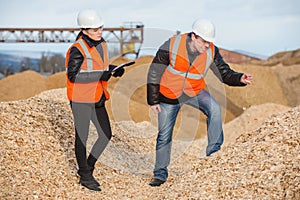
[66,9,124,191]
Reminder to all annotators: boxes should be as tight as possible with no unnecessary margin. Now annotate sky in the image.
[0,0,299,57]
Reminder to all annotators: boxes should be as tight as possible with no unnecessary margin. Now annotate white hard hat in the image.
[77,9,104,29]
[192,19,215,43]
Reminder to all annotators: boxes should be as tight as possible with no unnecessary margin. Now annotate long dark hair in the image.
[75,30,84,41]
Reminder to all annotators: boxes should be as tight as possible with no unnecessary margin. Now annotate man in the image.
[147,19,252,187]
[66,9,124,191]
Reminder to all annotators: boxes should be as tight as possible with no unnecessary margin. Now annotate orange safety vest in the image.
[65,37,110,103]
[160,33,215,99]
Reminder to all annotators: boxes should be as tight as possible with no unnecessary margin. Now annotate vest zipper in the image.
[181,64,192,93]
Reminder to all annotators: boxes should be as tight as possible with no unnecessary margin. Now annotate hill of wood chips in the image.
[0,88,299,199]
[0,53,299,199]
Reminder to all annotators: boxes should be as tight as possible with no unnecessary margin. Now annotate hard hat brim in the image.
[80,22,104,29]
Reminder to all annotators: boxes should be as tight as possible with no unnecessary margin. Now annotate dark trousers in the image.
[70,101,112,176]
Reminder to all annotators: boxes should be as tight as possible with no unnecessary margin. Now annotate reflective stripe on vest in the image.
[78,40,93,72]
[76,40,109,73]
[168,34,213,80]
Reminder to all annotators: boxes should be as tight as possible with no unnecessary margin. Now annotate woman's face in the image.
[83,26,103,41]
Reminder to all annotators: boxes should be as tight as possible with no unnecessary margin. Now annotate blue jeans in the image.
[153,90,224,181]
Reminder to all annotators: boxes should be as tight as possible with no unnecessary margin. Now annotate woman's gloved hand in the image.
[100,71,112,81]
[112,68,125,77]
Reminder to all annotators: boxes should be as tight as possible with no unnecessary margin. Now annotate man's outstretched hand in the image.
[240,73,253,85]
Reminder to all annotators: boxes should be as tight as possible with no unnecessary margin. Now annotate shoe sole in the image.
[79,180,101,191]
[149,180,165,187]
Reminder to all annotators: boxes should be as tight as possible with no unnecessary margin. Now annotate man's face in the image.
[191,34,211,53]
[83,26,103,41]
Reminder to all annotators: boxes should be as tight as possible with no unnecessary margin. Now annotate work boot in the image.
[87,165,100,186]
[77,167,100,187]
[149,178,166,187]
[79,173,101,191]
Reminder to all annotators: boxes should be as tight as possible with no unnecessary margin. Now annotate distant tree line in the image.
[0,52,65,78]
[39,52,65,75]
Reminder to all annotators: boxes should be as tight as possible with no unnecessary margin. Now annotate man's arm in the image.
[210,46,249,86]
[147,40,170,105]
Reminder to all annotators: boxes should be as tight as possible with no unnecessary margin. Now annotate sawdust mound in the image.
[0,88,299,199]
[46,72,66,89]
[272,64,300,106]
[186,105,300,199]
[0,71,47,102]
[0,70,66,102]
[251,48,300,66]
[223,103,290,146]
[221,63,289,116]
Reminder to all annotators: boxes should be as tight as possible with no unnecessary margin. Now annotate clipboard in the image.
[112,61,135,72]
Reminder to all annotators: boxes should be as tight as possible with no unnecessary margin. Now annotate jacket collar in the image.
[77,31,104,47]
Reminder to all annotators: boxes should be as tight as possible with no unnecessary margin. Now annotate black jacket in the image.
[147,33,246,105]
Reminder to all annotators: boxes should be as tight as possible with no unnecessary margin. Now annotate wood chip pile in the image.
[0,88,299,199]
